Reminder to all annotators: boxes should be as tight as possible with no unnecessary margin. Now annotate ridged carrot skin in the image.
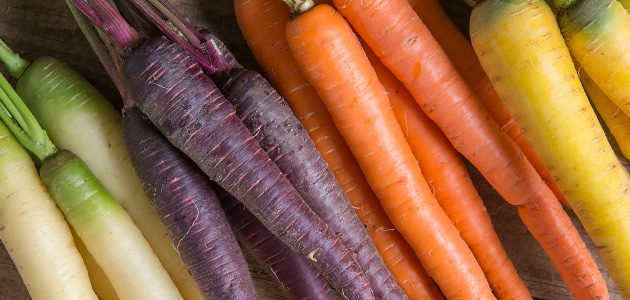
[581,71,630,160]
[287,5,494,299]
[122,37,374,300]
[234,1,442,298]
[16,56,202,300]
[559,0,630,119]
[406,0,568,207]
[471,0,626,297]
[362,42,531,300]
[122,106,258,300]
[216,187,334,300]
[332,0,547,208]
[203,32,404,299]
[216,67,405,300]
[0,122,98,300]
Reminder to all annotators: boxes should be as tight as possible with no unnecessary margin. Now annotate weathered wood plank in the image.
[0,0,623,299]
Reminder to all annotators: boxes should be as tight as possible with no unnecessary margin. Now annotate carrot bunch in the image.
[237,0,609,299]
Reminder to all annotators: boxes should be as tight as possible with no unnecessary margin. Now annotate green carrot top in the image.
[0,70,56,165]
[0,38,30,78]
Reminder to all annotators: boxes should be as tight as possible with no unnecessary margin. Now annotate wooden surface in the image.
[0,0,624,299]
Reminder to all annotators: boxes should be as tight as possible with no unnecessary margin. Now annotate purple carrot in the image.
[204,33,406,300]
[121,106,258,300]
[214,185,335,300]
[121,36,374,300]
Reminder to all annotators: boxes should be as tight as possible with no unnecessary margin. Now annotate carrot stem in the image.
[0,72,56,164]
[126,0,219,73]
[66,0,131,107]
[145,0,204,50]
[69,0,139,49]
[0,38,29,78]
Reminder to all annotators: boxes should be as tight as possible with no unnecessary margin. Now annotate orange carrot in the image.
[406,0,569,207]
[234,0,443,298]
[362,41,531,300]
[286,3,495,299]
[334,0,528,208]
[332,0,608,298]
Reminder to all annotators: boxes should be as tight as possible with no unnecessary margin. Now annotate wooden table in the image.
[0,0,624,299]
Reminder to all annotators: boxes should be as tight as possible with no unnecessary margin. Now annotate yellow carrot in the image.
[471,0,628,297]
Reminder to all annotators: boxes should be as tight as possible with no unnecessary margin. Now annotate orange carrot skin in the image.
[287,5,495,299]
[235,0,443,298]
[406,0,569,207]
[333,1,609,298]
[332,0,542,207]
[362,42,532,300]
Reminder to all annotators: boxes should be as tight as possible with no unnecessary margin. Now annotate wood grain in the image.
[0,0,624,299]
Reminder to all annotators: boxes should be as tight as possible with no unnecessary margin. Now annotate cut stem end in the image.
[0,38,30,78]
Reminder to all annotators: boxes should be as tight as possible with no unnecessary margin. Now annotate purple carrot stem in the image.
[157,0,205,42]
[67,0,131,106]
[70,0,138,49]
[146,0,204,50]
[126,0,218,73]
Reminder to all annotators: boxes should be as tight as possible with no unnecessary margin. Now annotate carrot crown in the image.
[553,0,578,9]
[282,0,316,16]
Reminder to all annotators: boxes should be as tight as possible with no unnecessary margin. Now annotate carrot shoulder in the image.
[234,0,443,298]
[286,4,494,299]
[406,0,568,207]
[362,41,531,300]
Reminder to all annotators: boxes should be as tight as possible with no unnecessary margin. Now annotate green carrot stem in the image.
[0,72,56,164]
[0,38,30,78]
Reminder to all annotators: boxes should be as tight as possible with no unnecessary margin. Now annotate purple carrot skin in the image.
[122,37,374,300]
[215,185,335,300]
[205,34,406,300]
[121,106,258,300]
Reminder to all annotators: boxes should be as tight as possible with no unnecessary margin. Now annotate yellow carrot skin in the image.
[558,0,630,119]
[471,0,630,297]
[16,57,202,300]
[0,121,97,300]
[581,70,630,160]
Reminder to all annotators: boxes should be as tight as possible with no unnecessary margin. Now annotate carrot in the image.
[580,70,630,160]
[332,0,541,207]
[216,186,335,300]
[234,0,443,298]
[122,106,258,300]
[70,1,376,298]
[361,41,531,300]
[121,37,374,300]
[331,0,609,298]
[471,0,627,297]
[205,32,406,300]
[406,0,569,207]
[285,3,494,299]
[557,0,630,121]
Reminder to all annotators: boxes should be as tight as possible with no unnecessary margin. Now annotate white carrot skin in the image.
[15,57,202,300]
[0,121,98,300]
[471,0,630,297]
[71,230,120,300]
